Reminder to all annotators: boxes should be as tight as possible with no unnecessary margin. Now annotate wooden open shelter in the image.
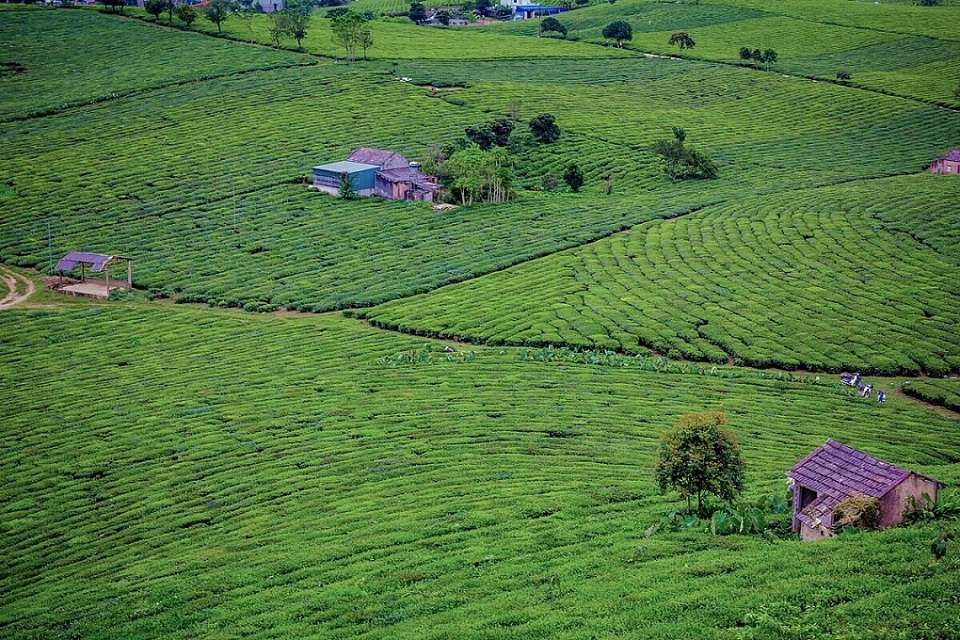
[54,251,133,298]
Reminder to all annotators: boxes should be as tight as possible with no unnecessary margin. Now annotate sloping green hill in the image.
[1,304,958,639]
[364,175,960,374]
[0,9,308,119]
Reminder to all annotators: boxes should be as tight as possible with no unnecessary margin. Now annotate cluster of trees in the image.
[331,10,373,60]
[144,0,198,25]
[602,20,632,47]
[426,112,563,204]
[652,127,718,181]
[267,0,313,48]
[539,17,567,38]
[667,31,695,50]
[738,47,778,69]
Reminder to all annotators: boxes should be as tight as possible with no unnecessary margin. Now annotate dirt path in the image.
[0,267,36,309]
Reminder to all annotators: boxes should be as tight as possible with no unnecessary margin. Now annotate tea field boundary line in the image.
[351,169,942,358]
[108,10,645,64]
[0,60,320,125]
[608,47,960,113]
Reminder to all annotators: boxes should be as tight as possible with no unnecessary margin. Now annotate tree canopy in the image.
[408,1,428,23]
[540,17,567,38]
[655,411,745,515]
[203,0,233,33]
[529,113,560,144]
[145,0,167,21]
[668,32,695,50]
[563,163,584,192]
[331,11,371,62]
[602,21,632,47]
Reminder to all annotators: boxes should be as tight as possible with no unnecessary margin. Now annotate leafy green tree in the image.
[331,10,367,61]
[338,172,354,199]
[738,46,752,63]
[836,70,851,82]
[539,16,566,38]
[446,145,487,205]
[465,118,513,150]
[408,1,427,23]
[668,32,695,50]
[359,23,373,59]
[444,145,514,205]
[563,163,584,192]
[283,7,311,48]
[145,0,167,21]
[529,113,560,143]
[102,0,125,14]
[761,48,777,68]
[655,411,744,515]
[475,0,492,14]
[204,0,234,33]
[268,11,288,45]
[175,4,198,26]
[602,20,632,48]
[653,128,717,181]
[917,0,941,6]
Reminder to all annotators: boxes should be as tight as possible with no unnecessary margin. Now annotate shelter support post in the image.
[127,260,132,288]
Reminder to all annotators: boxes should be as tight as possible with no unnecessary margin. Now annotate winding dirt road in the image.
[0,267,35,309]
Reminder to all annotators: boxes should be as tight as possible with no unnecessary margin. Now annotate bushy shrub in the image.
[833,493,880,530]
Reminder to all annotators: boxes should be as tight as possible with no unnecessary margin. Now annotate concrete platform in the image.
[60,282,121,299]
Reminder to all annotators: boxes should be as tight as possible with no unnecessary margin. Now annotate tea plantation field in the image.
[902,379,960,413]
[1,303,959,639]
[364,175,960,374]
[0,9,309,119]
[2,6,960,637]
[490,0,960,106]
[2,13,957,312]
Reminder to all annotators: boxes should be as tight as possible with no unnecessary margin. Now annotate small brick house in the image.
[930,149,960,175]
[787,439,941,541]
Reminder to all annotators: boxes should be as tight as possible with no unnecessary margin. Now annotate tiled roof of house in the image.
[938,148,960,162]
[788,439,912,529]
[377,167,438,190]
[348,148,408,168]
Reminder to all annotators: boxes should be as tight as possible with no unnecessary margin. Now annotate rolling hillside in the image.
[1,3,958,639]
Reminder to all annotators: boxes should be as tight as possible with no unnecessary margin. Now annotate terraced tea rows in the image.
[490,0,960,105]
[170,10,631,60]
[83,186,697,311]
[364,175,960,374]
[0,9,308,119]
[5,49,955,310]
[1,304,958,639]
[902,379,960,413]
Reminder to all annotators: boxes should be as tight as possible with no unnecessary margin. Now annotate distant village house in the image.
[788,439,941,541]
[312,148,438,202]
[498,0,566,20]
[930,148,960,175]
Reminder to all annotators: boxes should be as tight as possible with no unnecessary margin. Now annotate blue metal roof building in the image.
[312,160,379,196]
